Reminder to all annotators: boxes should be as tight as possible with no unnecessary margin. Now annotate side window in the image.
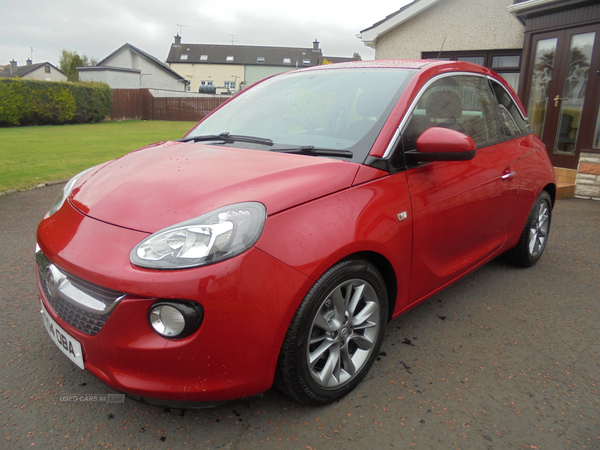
[401,75,499,152]
[489,80,530,138]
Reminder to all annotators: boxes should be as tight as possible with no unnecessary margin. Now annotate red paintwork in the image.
[36,60,556,404]
[71,142,360,233]
[416,127,476,153]
[38,202,313,401]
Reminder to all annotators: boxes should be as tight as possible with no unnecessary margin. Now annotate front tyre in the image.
[505,190,552,267]
[275,258,388,406]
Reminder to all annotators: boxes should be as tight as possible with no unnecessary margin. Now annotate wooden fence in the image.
[107,89,230,122]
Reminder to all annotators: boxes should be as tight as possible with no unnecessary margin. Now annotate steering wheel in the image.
[282,114,315,133]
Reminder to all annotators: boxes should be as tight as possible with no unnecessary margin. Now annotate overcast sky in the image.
[1,0,413,68]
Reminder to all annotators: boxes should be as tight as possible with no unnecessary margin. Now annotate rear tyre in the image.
[505,190,552,267]
[275,258,387,406]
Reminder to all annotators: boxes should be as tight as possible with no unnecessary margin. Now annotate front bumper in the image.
[36,202,311,403]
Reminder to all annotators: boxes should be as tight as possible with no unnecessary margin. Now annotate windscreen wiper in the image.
[177,132,273,146]
[272,146,353,158]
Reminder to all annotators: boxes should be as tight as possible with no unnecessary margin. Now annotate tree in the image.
[353,52,362,61]
[59,50,97,82]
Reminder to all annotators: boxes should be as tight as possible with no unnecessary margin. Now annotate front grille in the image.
[36,251,126,335]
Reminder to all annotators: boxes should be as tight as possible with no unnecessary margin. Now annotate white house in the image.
[0,60,67,81]
[78,43,189,91]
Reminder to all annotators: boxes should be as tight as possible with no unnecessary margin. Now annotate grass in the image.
[0,120,196,192]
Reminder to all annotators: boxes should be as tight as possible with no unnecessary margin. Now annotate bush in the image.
[0,79,113,126]
[0,80,22,126]
[70,82,113,123]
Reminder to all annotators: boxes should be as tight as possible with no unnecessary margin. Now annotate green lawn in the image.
[0,120,196,192]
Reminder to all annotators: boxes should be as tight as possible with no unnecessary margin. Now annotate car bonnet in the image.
[69,141,360,233]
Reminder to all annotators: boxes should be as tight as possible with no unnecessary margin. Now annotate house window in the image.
[496,72,520,92]
[492,55,521,68]
[422,49,522,92]
[180,54,188,60]
[200,55,208,61]
[44,65,51,73]
[458,56,485,65]
[283,58,291,65]
[303,59,311,65]
[201,81,214,86]
[226,55,234,62]
[224,81,236,90]
[257,57,265,63]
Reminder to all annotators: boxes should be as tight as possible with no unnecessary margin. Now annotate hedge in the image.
[0,79,113,126]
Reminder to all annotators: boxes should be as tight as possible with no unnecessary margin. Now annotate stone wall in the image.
[575,152,600,200]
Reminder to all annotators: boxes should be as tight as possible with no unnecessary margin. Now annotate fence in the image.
[108,89,147,121]
[107,89,230,122]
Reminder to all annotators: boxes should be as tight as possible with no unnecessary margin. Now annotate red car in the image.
[36,60,556,407]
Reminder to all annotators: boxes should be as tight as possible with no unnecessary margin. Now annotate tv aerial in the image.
[177,24,189,37]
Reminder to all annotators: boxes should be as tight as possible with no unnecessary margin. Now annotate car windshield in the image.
[185,68,417,163]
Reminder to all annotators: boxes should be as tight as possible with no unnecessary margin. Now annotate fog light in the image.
[148,301,203,339]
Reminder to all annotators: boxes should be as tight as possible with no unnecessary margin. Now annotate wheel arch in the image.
[354,251,398,322]
[543,183,557,207]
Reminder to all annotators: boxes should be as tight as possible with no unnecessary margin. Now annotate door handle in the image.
[554,95,564,107]
[501,170,516,180]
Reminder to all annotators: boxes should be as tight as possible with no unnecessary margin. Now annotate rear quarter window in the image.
[490,80,530,138]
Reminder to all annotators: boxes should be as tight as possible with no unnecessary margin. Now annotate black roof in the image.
[166,43,323,67]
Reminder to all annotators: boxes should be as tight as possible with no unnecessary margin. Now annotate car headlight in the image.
[48,167,94,217]
[130,202,267,269]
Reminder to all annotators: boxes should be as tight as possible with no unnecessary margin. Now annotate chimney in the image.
[312,39,320,53]
[26,58,32,66]
[174,34,182,46]
[9,60,17,75]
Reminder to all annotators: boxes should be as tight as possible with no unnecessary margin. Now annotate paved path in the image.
[1,185,599,449]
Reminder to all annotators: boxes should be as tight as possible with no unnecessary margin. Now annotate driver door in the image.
[402,74,522,303]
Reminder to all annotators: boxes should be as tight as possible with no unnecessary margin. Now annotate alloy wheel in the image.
[307,279,380,388]
[528,199,550,257]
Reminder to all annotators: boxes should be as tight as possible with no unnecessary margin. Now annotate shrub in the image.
[0,79,113,126]
[70,82,113,123]
[0,80,23,126]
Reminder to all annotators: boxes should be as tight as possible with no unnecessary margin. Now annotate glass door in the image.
[524,25,600,169]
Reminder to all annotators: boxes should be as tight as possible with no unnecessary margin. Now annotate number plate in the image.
[40,301,84,369]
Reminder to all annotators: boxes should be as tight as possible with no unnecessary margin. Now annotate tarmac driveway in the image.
[1,185,599,449]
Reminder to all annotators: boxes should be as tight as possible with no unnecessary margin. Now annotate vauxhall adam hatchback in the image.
[36,60,556,407]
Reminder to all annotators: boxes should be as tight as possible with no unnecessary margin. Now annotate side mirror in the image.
[407,127,476,162]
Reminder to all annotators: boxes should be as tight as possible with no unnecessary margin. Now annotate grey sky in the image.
[1,0,413,68]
